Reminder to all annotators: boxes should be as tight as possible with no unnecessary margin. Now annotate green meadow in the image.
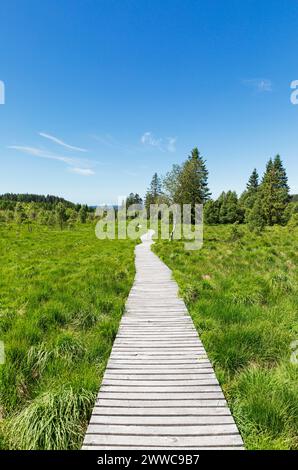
[1,221,298,450]
[154,224,298,450]
[0,224,136,449]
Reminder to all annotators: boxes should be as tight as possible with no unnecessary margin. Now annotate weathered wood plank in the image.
[89,415,235,425]
[95,399,228,407]
[104,373,217,380]
[101,385,222,392]
[90,406,232,416]
[86,423,239,435]
[102,379,219,386]
[84,434,243,447]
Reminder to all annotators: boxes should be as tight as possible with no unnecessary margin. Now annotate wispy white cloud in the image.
[141,132,162,149]
[140,132,176,152]
[166,137,176,152]
[91,133,144,154]
[8,145,77,165]
[8,145,95,176]
[39,132,87,152]
[69,167,95,176]
[243,78,273,93]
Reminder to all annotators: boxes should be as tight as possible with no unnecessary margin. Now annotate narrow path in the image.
[83,231,244,450]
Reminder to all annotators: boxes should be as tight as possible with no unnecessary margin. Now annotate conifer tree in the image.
[204,200,220,224]
[240,168,260,220]
[259,156,290,225]
[247,195,265,233]
[175,148,211,206]
[218,191,239,224]
[144,173,163,215]
[273,155,290,196]
[247,168,259,192]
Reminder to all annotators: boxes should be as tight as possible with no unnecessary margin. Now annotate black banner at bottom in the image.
[0,450,296,468]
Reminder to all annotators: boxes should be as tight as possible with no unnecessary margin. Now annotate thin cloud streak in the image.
[8,145,95,175]
[69,167,95,176]
[243,78,273,93]
[8,145,77,165]
[91,133,144,154]
[39,132,87,152]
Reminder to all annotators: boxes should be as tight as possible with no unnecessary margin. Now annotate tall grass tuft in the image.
[8,386,95,450]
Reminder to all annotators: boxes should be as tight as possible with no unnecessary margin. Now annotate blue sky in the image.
[0,0,297,205]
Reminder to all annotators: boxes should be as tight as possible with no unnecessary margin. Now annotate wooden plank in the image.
[95,399,228,407]
[84,434,243,447]
[90,407,232,416]
[86,423,239,435]
[106,366,213,372]
[98,392,225,400]
[104,373,217,380]
[89,415,235,425]
[102,380,219,386]
[101,385,222,392]
[107,360,211,366]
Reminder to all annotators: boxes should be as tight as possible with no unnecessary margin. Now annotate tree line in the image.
[0,193,77,209]
[1,149,297,231]
[0,199,94,230]
[143,148,298,230]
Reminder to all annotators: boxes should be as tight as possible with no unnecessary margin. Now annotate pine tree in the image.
[175,148,211,206]
[260,156,290,225]
[273,155,290,196]
[204,200,220,224]
[126,193,143,209]
[247,196,265,233]
[247,168,259,192]
[240,168,260,220]
[145,173,163,215]
[218,191,239,224]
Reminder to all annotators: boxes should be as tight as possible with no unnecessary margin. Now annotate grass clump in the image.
[8,386,94,450]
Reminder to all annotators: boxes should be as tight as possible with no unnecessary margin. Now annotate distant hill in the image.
[0,193,75,206]
[0,193,96,212]
[291,194,298,202]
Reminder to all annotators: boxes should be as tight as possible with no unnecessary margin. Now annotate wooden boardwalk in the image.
[83,231,244,450]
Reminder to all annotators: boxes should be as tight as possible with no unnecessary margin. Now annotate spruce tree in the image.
[204,200,220,224]
[240,168,260,219]
[260,156,290,225]
[144,173,163,215]
[273,155,290,196]
[246,168,259,192]
[149,173,162,200]
[175,148,211,206]
[247,196,265,233]
[218,191,239,224]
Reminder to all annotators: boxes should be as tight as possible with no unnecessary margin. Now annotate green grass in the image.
[1,222,297,449]
[153,224,298,450]
[0,224,136,449]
